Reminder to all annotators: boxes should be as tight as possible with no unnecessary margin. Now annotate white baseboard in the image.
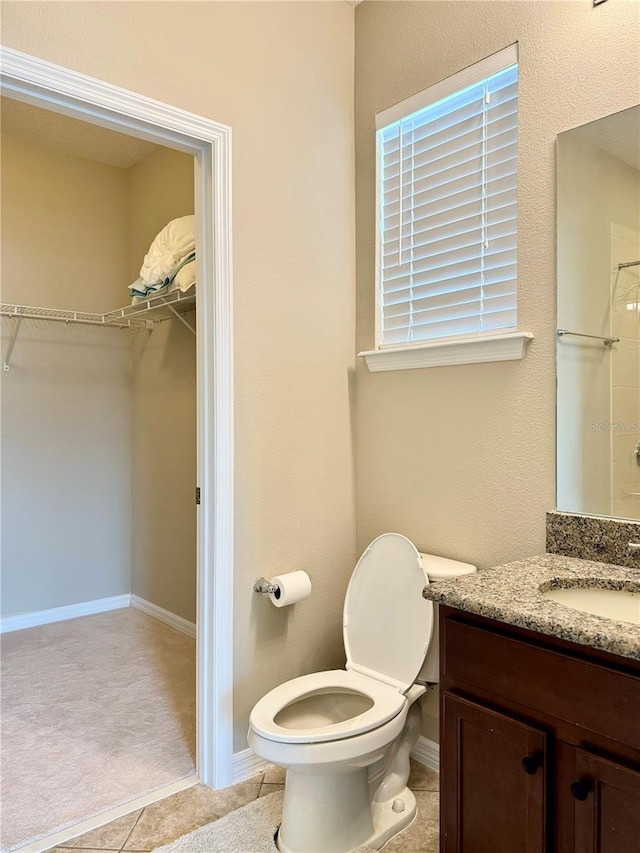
[0,594,131,634]
[15,775,198,853]
[1,595,196,638]
[411,735,440,772]
[131,595,196,638]
[232,747,269,784]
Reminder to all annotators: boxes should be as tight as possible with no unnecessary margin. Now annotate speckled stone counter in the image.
[422,553,640,661]
[547,511,640,569]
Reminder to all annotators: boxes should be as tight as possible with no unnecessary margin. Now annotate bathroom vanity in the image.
[423,553,640,853]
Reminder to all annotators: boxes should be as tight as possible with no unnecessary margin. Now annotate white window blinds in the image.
[376,47,518,348]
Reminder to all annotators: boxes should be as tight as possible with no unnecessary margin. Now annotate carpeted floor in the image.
[0,608,196,852]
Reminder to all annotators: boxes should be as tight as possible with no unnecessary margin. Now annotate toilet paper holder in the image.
[253,577,280,595]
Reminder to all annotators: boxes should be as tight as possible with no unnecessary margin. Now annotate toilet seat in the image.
[249,669,406,744]
[344,533,433,691]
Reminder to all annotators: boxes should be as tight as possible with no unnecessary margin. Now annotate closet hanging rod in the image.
[1,289,195,330]
[557,329,619,346]
[1,289,196,369]
[1,307,134,328]
[1,306,132,372]
[103,294,196,335]
[618,260,640,270]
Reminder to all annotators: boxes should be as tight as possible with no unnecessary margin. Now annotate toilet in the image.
[248,533,476,853]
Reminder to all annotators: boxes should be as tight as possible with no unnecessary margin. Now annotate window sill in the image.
[358,331,534,372]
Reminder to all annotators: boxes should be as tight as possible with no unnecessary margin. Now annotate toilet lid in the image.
[343,533,434,693]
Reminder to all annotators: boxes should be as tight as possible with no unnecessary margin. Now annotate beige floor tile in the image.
[262,763,286,784]
[54,848,120,852]
[381,791,439,852]
[408,759,440,792]
[259,783,285,798]
[59,810,142,849]
[122,779,261,850]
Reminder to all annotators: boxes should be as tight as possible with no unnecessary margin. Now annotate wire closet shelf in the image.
[1,288,196,371]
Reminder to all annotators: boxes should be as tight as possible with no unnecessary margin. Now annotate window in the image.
[369,45,528,369]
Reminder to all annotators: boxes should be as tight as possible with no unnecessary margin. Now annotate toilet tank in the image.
[417,553,477,684]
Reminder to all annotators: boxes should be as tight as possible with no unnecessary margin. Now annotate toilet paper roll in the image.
[269,570,312,608]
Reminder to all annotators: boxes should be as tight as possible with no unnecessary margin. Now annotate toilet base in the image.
[367,786,417,850]
[276,778,417,853]
[277,766,374,853]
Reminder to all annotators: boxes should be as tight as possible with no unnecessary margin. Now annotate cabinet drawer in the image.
[442,617,640,750]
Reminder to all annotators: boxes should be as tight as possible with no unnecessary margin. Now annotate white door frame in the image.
[0,46,234,789]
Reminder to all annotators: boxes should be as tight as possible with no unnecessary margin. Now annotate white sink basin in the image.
[542,585,640,625]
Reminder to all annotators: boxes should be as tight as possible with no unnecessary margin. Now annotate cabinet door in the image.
[571,747,640,853]
[442,692,547,853]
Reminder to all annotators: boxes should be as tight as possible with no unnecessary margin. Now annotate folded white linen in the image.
[130,263,195,305]
[139,214,195,286]
[131,280,177,305]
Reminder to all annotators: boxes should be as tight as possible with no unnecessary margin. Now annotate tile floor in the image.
[49,761,439,853]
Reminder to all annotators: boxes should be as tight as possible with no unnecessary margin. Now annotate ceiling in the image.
[1,96,160,168]
[571,104,640,171]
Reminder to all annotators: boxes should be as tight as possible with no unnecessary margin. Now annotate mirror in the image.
[557,105,640,519]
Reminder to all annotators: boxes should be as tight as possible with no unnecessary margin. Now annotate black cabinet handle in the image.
[570,779,591,801]
[521,753,543,775]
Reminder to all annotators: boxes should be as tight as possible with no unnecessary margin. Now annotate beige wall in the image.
[0,133,130,311]
[127,147,195,282]
[2,1,357,749]
[557,133,640,518]
[128,148,197,623]
[1,133,132,615]
[354,1,640,741]
[0,134,198,621]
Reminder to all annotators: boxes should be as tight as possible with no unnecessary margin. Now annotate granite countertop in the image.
[422,553,640,661]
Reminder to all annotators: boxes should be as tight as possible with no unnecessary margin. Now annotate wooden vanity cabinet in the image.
[442,691,548,852]
[561,744,640,852]
[438,605,640,853]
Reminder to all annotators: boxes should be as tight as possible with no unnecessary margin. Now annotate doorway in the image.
[0,44,234,850]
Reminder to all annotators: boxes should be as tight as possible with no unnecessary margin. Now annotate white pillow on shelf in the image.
[139,215,195,286]
[173,260,196,293]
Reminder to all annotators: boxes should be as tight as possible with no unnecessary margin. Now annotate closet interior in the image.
[0,96,198,851]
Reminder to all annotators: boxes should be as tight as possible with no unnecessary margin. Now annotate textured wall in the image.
[1,133,132,615]
[1,1,357,749]
[354,0,640,740]
[127,147,195,282]
[0,133,130,311]
[128,147,197,623]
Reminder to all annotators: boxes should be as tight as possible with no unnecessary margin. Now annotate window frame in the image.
[363,43,532,371]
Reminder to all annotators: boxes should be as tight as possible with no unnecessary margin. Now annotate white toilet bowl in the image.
[248,533,476,853]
